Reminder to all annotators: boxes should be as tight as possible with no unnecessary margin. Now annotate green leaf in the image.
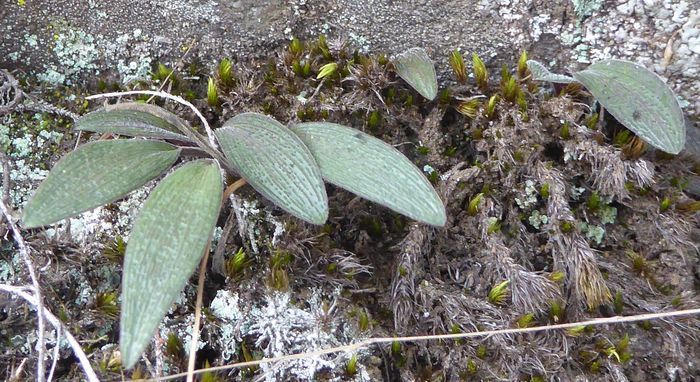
[120,159,222,368]
[22,140,180,228]
[392,47,438,100]
[215,113,328,224]
[526,60,575,84]
[76,103,190,141]
[573,59,686,154]
[290,122,446,226]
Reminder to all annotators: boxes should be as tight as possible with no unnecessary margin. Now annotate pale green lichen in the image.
[74,279,95,306]
[230,195,287,254]
[572,0,603,21]
[177,314,206,356]
[114,186,152,237]
[38,29,99,85]
[243,289,367,381]
[0,124,11,151]
[0,252,23,283]
[580,222,605,245]
[529,210,549,229]
[515,180,539,209]
[599,204,617,225]
[7,159,49,207]
[570,186,586,200]
[116,55,153,85]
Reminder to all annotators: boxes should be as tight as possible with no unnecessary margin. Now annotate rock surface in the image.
[1,0,697,114]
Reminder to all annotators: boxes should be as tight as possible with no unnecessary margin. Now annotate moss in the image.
[3,38,697,382]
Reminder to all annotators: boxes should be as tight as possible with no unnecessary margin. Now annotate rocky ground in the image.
[1,0,699,381]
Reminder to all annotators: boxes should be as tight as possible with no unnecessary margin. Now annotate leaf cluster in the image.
[21,49,447,367]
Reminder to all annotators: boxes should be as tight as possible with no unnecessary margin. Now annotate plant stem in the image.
[222,178,247,203]
[85,90,240,177]
[186,244,211,382]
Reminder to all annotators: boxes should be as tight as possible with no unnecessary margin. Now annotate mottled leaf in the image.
[290,122,446,226]
[76,103,190,141]
[526,60,575,84]
[22,140,180,228]
[573,59,686,154]
[392,47,438,100]
[215,113,328,224]
[120,159,222,368]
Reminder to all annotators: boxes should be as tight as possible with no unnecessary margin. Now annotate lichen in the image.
[242,289,365,381]
[38,29,99,85]
[528,210,549,229]
[210,290,243,361]
[515,180,539,209]
[2,31,698,381]
[580,222,605,245]
[599,204,617,225]
[572,0,604,21]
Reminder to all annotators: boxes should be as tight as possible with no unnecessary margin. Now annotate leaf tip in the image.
[392,47,438,101]
[307,208,329,225]
[419,198,447,227]
[20,209,43,229]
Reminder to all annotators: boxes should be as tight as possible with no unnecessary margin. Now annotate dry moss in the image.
[1,39,698,381]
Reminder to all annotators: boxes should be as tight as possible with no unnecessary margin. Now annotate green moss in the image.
[613,291,623,314]
[560,121,571,140]
[517,313,535,328]
[659,196,671,212]
[472,53,488,90]
[165,333,184,357]
[367,110,381,130]
[476,344,488,359]
[488,280,509,305]
[468,193,484,216]
[586,191,601,211]
[517,50,529,79]
[345,354,358,376]
[289,37,303,56]
[450,49,467,83]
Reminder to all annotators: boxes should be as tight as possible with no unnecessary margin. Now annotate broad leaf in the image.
[526,60,575,84]
[573,59,686,154]
[392,47,438,100]
[216,113,328,224]
[290,122,446,226]
[76,103,190,141]
[23,140,180,227]
[120,159,222,368]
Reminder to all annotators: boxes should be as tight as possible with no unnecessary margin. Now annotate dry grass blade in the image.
[132,308,700,382]
[0,199,46,382]
[0,284,99,382]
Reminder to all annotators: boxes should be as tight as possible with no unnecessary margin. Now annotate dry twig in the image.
[0,284,99,382]
[186,246,210,382]
[0,199,46,382]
